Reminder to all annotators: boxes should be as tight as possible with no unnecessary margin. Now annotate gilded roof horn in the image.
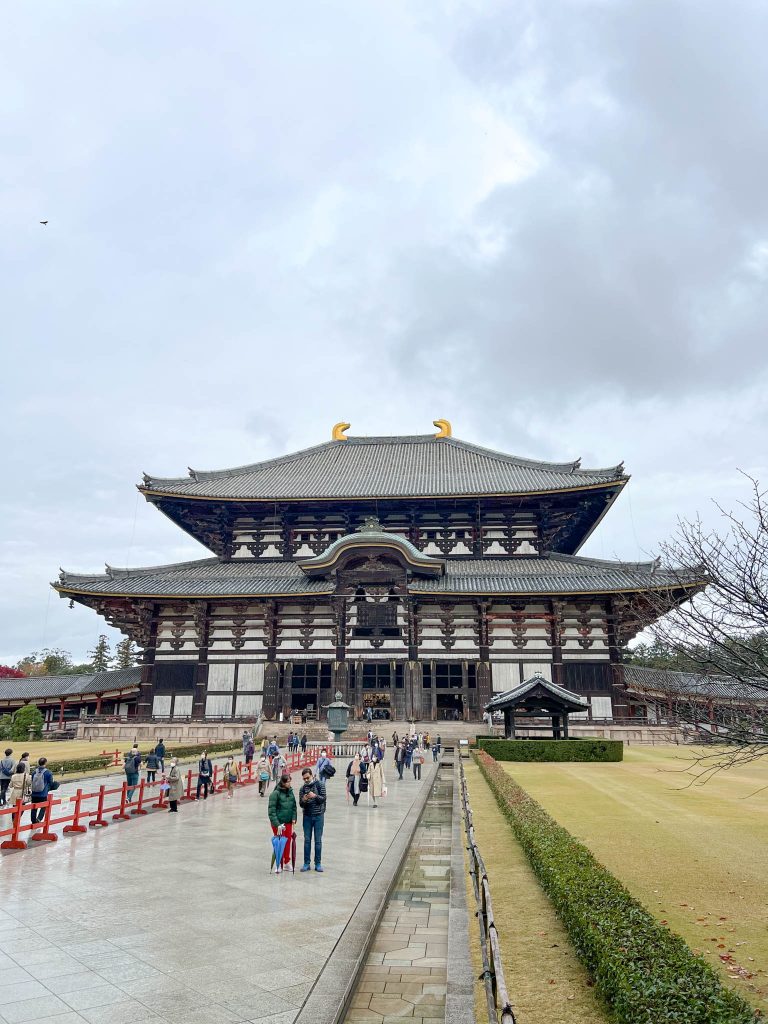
[332,422,351,441]
[433,419,452,438]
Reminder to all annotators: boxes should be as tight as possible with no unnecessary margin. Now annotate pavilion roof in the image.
[623,665,768,704]
[55,551,701,600]
[140,434,627,502]
[485,674,589,711]
[0,667,141,703]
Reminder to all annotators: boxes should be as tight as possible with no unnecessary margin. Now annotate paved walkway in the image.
[0,758,433,1024]
[343,770,452,1023]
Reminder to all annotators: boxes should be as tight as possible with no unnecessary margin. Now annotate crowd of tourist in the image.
[1,724,442,867]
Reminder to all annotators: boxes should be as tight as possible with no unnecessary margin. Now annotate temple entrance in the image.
[290,693,318,714]
[362,691,391,720]
[437,693,464,721]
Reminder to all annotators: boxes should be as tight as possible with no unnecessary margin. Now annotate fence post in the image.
[131,779,148,816]
[244,762,254,785]
[63,789,87,833]
[0,801,27,849]
[30,795,58,843]
[112,781,131,821]
[185,770,194,801]
[212,764,220,792]
[89,785,109,828]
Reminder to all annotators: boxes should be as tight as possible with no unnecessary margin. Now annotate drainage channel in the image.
[341,766,454,1023]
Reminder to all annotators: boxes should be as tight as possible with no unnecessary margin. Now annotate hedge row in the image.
[476,738,623,762]
[474,750,757,1024]
[46,740,243,777]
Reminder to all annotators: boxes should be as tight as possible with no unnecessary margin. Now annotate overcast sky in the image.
[2,1,767,664]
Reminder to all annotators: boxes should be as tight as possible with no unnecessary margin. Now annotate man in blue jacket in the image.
[299,767,326,872]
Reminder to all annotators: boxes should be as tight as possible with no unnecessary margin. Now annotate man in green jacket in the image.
[268,772,297,874]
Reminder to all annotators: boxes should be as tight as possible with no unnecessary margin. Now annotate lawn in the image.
[501,745,768,1012]
[463,761,610,1023]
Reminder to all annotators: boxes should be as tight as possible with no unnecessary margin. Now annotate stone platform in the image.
[0,754,435,1024]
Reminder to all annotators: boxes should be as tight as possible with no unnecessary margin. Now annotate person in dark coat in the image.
[196,751,213,799]
[299,767,326,871]
[155,739,166,773]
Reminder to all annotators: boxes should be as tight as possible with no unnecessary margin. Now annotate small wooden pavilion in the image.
[485,673,589,739]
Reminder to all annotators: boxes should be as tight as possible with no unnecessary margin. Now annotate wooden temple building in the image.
[53,423,702,725]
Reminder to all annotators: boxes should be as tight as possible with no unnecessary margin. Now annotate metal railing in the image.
[459,758,516,1024]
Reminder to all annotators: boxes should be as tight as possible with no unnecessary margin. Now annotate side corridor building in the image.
[54,424,701,723]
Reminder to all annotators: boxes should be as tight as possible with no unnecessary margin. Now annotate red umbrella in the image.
[291,831,296,873]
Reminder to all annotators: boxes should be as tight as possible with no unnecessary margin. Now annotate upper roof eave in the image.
[139,434,628,502]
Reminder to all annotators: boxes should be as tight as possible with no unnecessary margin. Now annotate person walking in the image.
[316,748,334,782]
[434,734,442,762]
[268,772,297,874]
[29,757,55,824]
[369,755,386,809]
[346,753,362,806]
[257,754,271,797]
[300,733,307,754]
[299,767,326,872]
[404,741,413,774]
[392,730,399,747]
[9,762,30,823]
[167,758,182,812]
[223,755,240,798]
[155,738,166,773]
[145,749,159,784]
[412,744,424,781]
[124,748,141,803]
[0,748,15,807]
[394,741,405,780]
[244,737,255,769]
[196,750,213,799]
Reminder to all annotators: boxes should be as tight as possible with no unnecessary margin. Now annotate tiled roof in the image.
[623,665,768,703]
[141,435,627,500]
[485,674,588,711]
[0,667,142,702]
[299,528,444,578]
[56,552,700,599]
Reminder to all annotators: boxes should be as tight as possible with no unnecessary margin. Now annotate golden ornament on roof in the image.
[433,419,452,438]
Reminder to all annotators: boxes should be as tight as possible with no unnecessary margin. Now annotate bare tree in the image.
[639,474,768,770]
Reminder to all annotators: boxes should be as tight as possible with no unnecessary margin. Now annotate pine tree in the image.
[88,634,112,673]
[114,637,139,669]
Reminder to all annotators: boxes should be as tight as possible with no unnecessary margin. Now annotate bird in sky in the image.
[39,220,48,225]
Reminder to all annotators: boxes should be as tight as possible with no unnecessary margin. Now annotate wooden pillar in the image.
[95,695,102,715]
[607,597,629,721]
[549,599,564,687]
[563,712,569,739]
[192,601,210,720]
[58,700,65,728]
[137,609,158,719]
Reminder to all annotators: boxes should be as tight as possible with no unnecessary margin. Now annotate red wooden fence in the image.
[0,749,323,852]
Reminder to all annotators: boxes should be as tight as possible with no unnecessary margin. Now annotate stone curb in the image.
[294,762,438,1024]
[445,759,477,1023]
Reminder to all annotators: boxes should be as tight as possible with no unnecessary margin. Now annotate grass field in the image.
[464,762,610,1023]
[500,745,768,1012]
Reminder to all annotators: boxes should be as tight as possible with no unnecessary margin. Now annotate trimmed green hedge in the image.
[46,741,243,777]
[476,738,623,762]
[474,750,757,1024]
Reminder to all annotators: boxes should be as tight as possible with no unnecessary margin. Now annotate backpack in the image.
[31,768,47,795]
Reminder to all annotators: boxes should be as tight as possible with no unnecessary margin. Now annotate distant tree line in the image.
[2,635,140,678]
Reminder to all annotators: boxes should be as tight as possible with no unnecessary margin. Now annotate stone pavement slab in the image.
[0,756,431,1024]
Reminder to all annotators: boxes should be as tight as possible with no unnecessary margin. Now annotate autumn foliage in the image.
[474,749,758,1024]
[0,665,25,678]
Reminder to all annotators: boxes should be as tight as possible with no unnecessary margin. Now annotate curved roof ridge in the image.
[141,434,627,488]
[59,557,219,583]
[548,552,661,572]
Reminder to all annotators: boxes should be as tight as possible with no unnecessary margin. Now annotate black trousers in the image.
[30,799,46,824]
[147,770,156,784]
[196,777,211,799]
[413,763,422,780]
[0,778,9,806]
[169,800,178,812]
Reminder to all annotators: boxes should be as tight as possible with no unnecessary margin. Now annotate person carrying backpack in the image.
[124,747,141,803]
[316,749,335,781]
[155,739,166,772]
[257,755,271,797]
[29,757,55,824]
[0,748,15,807]
[196,751,213,799]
